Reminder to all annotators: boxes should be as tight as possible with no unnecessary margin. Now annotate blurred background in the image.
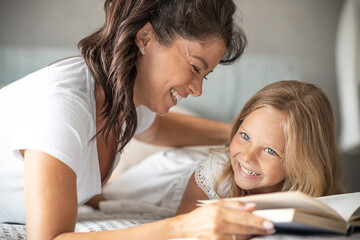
[0,0,359,192]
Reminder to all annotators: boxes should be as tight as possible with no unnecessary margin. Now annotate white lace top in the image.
[194,152,232,199]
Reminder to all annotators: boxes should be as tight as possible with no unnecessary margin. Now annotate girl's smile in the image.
[237,162,261,179]
[230,106,287,194]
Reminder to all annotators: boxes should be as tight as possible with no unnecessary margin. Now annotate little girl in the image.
[102,80,345,219]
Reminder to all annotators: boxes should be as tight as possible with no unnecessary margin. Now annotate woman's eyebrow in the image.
[191,55,209,70]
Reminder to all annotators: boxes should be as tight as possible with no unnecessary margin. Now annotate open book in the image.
[199,191,360,235]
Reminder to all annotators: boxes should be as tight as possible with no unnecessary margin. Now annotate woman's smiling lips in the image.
[169,88,184,105]
[236,162,261,179]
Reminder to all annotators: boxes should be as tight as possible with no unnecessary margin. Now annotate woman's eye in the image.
[265,148,278,156]
[192,65,209,80]
[241,133,250,141]
[192,65,200,74]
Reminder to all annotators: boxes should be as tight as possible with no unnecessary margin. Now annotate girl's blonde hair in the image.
[215,80,345,198]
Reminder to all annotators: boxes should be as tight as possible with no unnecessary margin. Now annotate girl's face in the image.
[134,34,226,115]
[230,107,287,194]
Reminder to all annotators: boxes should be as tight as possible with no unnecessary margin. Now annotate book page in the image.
[316,192,360,222]
[199,191,344,220]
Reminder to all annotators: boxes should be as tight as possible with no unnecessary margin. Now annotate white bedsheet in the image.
[0,205,163,239]
[1,206,358,240]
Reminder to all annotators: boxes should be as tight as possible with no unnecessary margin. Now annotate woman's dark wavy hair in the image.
[78,0,247,153]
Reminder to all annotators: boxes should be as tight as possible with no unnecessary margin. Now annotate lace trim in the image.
[194,159,219,200]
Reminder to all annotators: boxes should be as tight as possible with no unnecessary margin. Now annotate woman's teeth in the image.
[240,165,259,176]
[170,88,182,103]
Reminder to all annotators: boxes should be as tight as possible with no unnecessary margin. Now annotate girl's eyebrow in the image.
[239,126,248,132]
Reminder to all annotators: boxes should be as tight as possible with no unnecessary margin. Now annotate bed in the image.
[1,210,359,240]
[1,139,359,239]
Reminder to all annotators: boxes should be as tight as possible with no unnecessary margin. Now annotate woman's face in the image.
[230,107,287,194]
[134,34,226,115]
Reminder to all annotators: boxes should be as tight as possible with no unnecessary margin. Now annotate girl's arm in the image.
[176,172,208,215]
[134,112,231,146]
[23,150,273,240]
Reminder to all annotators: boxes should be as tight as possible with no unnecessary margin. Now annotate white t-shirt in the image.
[0,57,156,224]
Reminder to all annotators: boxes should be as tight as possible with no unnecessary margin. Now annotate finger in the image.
[224,222,276,236]
[203,201,275,232]
[221,207,275,232]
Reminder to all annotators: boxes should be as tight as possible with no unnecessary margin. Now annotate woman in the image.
[0,0,275,239]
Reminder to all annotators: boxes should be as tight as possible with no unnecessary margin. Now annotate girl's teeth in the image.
[170,89,182,103]
[240,165,259,176]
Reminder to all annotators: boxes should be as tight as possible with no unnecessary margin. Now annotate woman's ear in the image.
[135,22,153,49]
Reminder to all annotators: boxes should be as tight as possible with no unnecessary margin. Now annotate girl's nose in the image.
[241,147,257,163]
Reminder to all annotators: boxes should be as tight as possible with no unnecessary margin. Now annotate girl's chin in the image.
[234,177,255,191]
[235,181,285,195]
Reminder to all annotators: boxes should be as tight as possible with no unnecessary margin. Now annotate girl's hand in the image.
[175,200,275,240]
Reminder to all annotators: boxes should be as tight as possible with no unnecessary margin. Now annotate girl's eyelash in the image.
[240,132,250,141]
[265,148,278,156]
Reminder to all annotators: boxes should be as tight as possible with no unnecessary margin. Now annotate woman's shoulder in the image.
[2,56,92,100]
[45,56,92,92]
[14,57,94,115]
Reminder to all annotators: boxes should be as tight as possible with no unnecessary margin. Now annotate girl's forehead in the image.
[243,106,287,122]
[240,107,287,148]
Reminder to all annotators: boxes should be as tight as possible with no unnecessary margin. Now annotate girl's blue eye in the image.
[265,148,277,156]
[241,133,250,141]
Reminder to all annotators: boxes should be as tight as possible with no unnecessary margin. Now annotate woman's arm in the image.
[24,150,78,240]
[134,112,231,146]
[55,202,272,240]
[23,150,273,240]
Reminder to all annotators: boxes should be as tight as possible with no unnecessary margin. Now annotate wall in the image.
[0,0,104,86]
[236,0,343,117]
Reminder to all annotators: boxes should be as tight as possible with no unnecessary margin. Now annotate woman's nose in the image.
[187,78,203,97]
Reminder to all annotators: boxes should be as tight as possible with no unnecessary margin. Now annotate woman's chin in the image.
[155,107,171,116]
